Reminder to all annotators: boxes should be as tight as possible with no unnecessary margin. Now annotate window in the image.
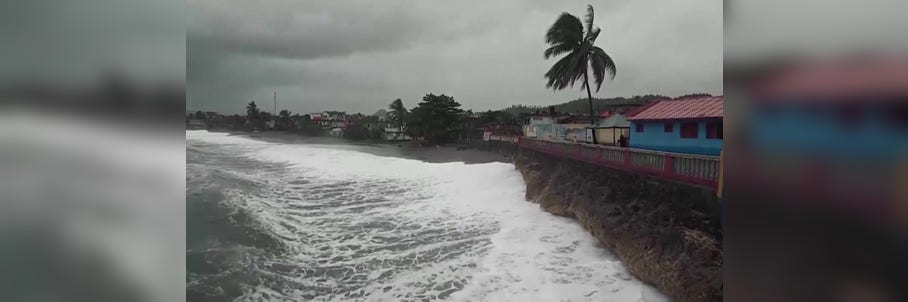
[635,123,644,132]
[663,123,673,133]
[680,122,699,138]
[707,122,723,139]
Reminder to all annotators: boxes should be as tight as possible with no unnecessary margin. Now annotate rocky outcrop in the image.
[516,149,723,302]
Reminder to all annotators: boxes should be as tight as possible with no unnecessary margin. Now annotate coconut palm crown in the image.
[544,5,617,124]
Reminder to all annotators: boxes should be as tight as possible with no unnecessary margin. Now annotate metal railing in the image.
[518,137,720,189]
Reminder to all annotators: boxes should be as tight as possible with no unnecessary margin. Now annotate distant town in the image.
[187,92,721,155]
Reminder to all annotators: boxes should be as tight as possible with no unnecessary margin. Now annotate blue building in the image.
[627,96,723,156]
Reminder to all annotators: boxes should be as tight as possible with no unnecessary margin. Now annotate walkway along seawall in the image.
[468,136,723,302]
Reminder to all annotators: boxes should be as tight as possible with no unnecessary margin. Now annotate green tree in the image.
[246,101,260,121]
[677,93,712,99]
[194,110,205,120]
[543,4,617,125]
[388,98,408,130]
[294,114,324,135]
[245,101,262,130]
[407,93,463,142]
[479,110,519,125]
[277,109,292,130]
[259,112,272,123]
[343,125,371,140]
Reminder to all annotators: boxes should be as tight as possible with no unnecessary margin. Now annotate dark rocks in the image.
[514,149,723,302]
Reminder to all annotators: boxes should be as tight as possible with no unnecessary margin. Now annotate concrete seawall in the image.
[461,139,520,158]
[462,138,723,301]
[514,148,722,301]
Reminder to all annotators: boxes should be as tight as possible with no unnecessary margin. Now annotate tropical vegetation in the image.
[406,93,464,142]
[388,98,408,131]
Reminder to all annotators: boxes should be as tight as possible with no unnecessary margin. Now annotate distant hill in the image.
[502,93,713,115]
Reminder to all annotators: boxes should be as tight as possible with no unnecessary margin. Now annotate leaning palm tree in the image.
[388,98,408,130]
[246,101,260,121]
[544,5,617,126]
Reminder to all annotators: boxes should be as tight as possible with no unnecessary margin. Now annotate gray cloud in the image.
[187,1,430,61]
[725,0,908,62]
[1,0,184,86]
[188,0,723,114]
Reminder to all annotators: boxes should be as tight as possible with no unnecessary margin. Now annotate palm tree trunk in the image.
[583,70,597,144]
[583,71,595,124]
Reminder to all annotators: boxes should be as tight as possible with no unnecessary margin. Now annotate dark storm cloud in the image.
[1,0,184,86]
[187,1,428,61]
[187,0,724,114]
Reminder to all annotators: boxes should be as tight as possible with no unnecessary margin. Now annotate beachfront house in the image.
[309,113,328,128]
[382,128,411,141]
[730,57,905,216]
[187,118,207,130]
[591,113,631,146]
[523,114,555,139]
[627,96,723,156]
[309,112,348,129]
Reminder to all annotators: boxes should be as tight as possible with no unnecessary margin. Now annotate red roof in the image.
[625,102,658,117]
[752,56,908,100]
[627,96,723,121]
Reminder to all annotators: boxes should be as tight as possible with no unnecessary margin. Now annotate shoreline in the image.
[197,129,702,300]
[209,129,511,165]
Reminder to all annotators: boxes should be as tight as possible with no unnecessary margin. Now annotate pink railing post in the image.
[623,150,631,166]
[664,155,674,176]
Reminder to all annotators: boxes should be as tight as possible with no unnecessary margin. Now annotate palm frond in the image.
[584,5,595,38]
[586,27,601,44]
[545,13,583,46]
[570,51,588,88]
[544,44,574,59]
[589,46,617,92]
[545,51,581,90]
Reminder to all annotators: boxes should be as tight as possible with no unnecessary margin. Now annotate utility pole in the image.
[273,91,277,116]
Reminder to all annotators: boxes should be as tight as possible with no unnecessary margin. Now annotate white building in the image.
[382,127,411,141]
[523,115,554,138]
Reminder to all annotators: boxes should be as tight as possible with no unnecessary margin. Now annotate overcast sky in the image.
[187,0,723,115]
[5,0,905,115]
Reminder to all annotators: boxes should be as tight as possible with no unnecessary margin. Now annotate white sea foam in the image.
[188,130,667,302]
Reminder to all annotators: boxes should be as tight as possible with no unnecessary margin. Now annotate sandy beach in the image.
[217,130,511,164]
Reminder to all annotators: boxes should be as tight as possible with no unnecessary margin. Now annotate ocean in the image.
[186,130,665,301]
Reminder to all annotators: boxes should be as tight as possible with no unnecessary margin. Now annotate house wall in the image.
[533,124,555,140]
[523,125,536,137]
[630,119,723,156]
[187,119,207,130]
[383,132,411,141]
[553,124,590,142]
[594,128,630,145]
[524,116,554,138]
[750,106,904,159]
[383,127,411,141]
